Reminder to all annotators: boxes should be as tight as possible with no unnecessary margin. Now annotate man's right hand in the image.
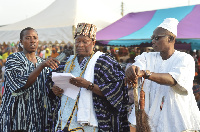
[42,57,60,70]
[52,85,64,96]
[125,65,145,86]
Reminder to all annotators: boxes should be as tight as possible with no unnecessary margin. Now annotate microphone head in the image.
[55,52,67,62]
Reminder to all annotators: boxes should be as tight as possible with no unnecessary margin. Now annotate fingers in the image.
[46,57,59,70]
[135,66,140,76]
[125,65,137,81]
[70,77,88,88]
[52,85,63,96]
[69,77,80,87]
[125,66,140,86]
[52,58,60,65]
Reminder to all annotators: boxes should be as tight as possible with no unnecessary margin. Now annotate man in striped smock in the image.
[48,23,130,132]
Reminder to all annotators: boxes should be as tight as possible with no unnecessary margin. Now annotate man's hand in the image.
[69,77,90,88]
[125,65,145,86]
[52,85,64,96]
[42,57,60,70]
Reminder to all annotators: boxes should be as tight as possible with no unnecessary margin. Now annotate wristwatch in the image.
[87,83,94,90]
[144,70,152,79]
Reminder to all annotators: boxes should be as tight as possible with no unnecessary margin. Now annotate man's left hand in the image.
[70,77,91,88]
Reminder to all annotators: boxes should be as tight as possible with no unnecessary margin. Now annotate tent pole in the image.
[72,25,76,55]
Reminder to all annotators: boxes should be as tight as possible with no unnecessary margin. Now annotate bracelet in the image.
[87,83,94,90]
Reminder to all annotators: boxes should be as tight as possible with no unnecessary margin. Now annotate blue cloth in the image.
[46,53,129,132]
[0,52,57,132]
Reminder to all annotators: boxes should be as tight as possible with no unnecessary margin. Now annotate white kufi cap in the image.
[158,18,179,36]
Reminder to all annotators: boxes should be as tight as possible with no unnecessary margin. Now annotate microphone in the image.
[55,49,73,63]
[55,52,67,63]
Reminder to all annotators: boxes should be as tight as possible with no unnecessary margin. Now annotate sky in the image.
[0,0,55,25]
[0,0,200,26]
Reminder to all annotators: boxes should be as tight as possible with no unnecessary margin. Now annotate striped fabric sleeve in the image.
[5,54,31,94]
[94,53,128,112]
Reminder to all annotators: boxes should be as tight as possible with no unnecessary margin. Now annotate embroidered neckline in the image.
[57,51,94,130]
[68,51,94,77]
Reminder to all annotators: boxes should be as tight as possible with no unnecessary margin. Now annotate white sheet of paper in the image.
[52,72,80,99]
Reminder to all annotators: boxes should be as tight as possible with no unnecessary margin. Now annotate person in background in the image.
[40,45,46,59]
[51,48,59,58]
[125,52,136,71]
[0,27,60,132]
[36,46,43,58]
[126,18,200,131]
[110,47,120,62]
[48,23,129,132]
[45,47,51,59]
[2,47,13,63]
[193,84,200,110]
[58,46,63,54]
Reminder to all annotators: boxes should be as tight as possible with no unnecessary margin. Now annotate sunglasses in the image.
[151,35,169,41]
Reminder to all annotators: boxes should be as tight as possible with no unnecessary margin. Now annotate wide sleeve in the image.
[94,53,128,112]
[169,53,195,95]
[4,53,31,94]
[132,52,148,70]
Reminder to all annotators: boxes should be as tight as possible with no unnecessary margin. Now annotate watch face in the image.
[146,70,150,76]
[145,70,151,79]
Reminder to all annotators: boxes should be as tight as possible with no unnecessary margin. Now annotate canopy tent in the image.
[96,4,200,50]
[0,0,120,44]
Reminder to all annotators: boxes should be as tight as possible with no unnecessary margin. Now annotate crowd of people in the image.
[0,18,200,132]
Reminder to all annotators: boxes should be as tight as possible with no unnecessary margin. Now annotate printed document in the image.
[52,72,80,99]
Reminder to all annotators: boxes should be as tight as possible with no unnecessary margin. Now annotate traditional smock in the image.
[128,50,200,132]
[50,52,129,132]
[0,52,57,132]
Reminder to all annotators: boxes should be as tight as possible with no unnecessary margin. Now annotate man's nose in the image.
[30,37,35,42]
[78,41,84,46]
[152,39,156,44]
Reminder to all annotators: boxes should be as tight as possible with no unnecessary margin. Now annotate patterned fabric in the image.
[55,55,97,132]
[46,52,129,132]
[79,56,90,70]
[74,23,97,40]
[0,52,57,132]
[93,53,129,132]
[46,57,69,132]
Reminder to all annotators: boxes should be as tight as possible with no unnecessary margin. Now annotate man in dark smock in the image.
[48,23,130,132]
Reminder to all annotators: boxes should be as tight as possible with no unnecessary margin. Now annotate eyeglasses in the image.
[151,35,169,41]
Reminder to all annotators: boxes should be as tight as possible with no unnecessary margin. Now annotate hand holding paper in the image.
[52,72,80,99]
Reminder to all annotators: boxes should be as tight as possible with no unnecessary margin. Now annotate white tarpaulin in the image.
[0,0,120,44]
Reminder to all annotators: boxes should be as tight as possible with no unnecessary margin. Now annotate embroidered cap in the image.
[193,84,200,94]
[158,18,179,36]
[74,23,97,40]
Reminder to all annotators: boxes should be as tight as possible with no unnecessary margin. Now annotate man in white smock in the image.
[126,18,200,132]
